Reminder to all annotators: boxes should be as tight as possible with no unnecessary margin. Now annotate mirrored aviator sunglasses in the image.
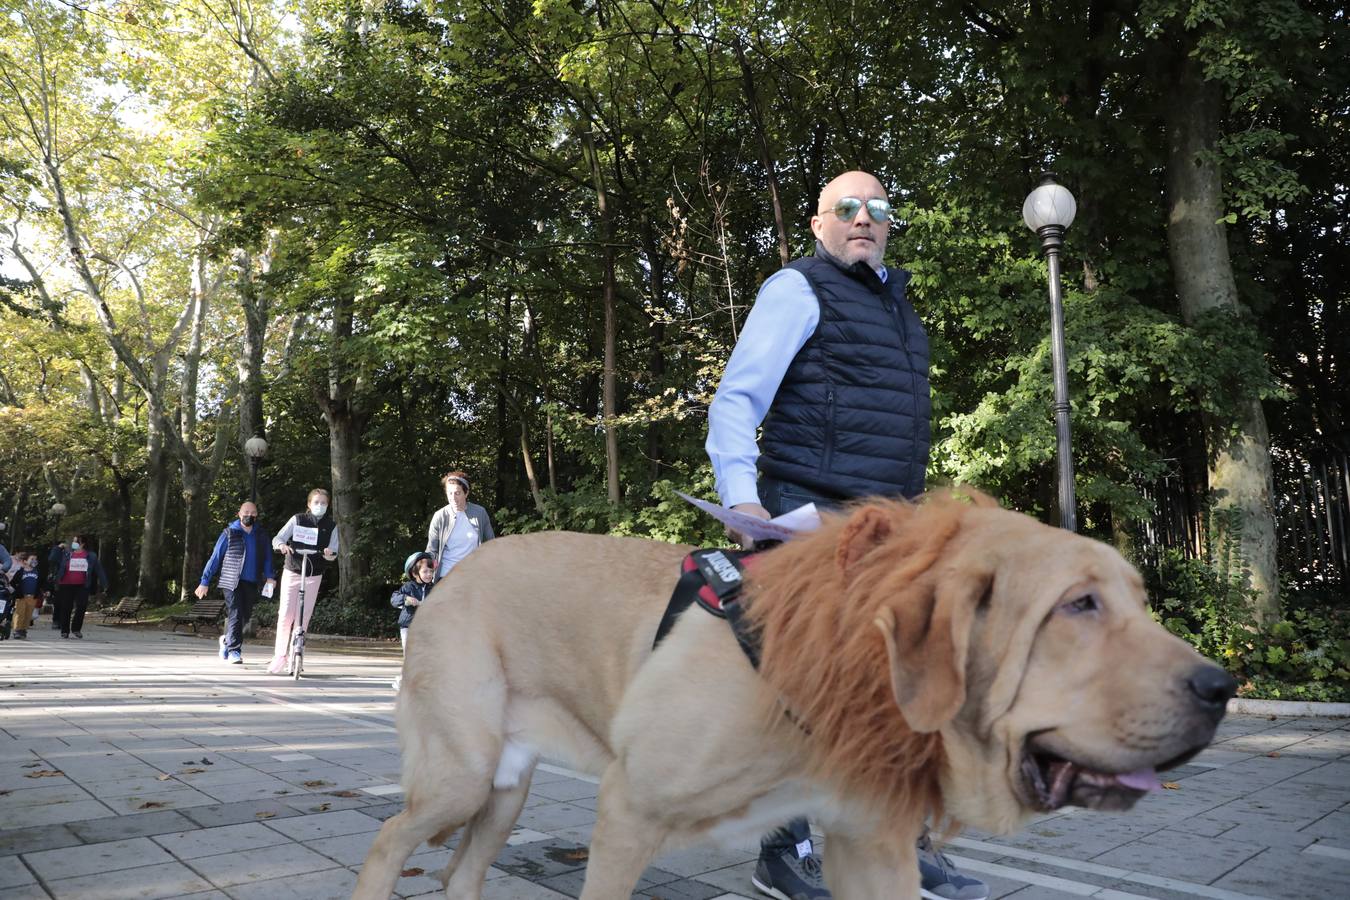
[830,196,893,224]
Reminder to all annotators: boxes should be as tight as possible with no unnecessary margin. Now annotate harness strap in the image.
[653,549,762,669]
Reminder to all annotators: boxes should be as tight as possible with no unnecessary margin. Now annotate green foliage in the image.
[1149,549,1350,702]
[2,1,1345,706]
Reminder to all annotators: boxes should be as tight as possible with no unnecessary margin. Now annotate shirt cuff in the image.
[721,472,764,510]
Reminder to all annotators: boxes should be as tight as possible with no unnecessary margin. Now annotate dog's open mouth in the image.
[1020,742,1202,812]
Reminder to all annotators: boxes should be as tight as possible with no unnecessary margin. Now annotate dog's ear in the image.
[835,506,894,577]
[875,566,991,733]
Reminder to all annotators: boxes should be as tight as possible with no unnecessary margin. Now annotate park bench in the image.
[100,596,144,624]
[170,596,227,634]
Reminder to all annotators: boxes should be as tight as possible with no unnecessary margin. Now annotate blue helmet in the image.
[403,551,434,579]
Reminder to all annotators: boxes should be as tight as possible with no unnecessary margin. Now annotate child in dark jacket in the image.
[389,551,434,690]
[10,554,43,639]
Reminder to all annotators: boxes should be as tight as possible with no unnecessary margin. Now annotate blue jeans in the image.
[222,580,260,654]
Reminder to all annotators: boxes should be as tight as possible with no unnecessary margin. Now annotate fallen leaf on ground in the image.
[1162,782,1181,790]
[156,774,172,781]
[314,802,331,812]
[179,768,206,775]
[1265,751,1281,758]
[330,790,361,798]
[25,770,63,778]
[401,867,425,877]
[137,801,166,810]
[200,758,213,765]
[255,811,276,819]
[21,763,41,769]
[302,780,332,788]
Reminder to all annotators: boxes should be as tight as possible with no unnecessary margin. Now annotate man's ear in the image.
[835,506,894,578]
[874,566,991,733]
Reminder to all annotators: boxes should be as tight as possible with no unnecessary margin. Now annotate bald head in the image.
[817,171,887,212]
[811,171,891,269]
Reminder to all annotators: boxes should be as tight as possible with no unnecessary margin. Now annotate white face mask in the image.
[71,541,81,551]
[310,503,328,517]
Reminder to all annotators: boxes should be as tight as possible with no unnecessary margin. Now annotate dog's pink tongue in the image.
[1115,768,1162,791]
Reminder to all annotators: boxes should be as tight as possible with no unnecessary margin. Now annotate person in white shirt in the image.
[424,471,495,582]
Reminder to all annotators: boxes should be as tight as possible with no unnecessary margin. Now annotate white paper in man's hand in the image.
[677,492,821,543]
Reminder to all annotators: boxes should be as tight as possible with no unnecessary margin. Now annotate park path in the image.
[1,622,1347,899]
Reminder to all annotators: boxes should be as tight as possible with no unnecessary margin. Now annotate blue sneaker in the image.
[752,846,829,900]
[227,650,243,664]
[218,635,228,660]
[918,833,988,900]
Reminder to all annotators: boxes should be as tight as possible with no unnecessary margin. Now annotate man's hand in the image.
[264,578,276,591]
[278,544,293,556]
[728,502,771,548]
[322,548,336,561]
[405,597,419,607]
[194,584,208,600]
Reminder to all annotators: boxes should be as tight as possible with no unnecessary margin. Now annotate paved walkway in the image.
[1,623,1347,900]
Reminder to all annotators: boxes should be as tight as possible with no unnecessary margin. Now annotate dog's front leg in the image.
[578,761,668,900]
[823,830,922,900]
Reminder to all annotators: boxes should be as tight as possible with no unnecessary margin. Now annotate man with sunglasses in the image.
[706,171,988,900]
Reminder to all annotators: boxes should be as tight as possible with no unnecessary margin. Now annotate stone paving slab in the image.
[2,623,1348,899]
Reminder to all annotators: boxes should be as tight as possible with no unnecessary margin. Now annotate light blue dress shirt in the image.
[706,264,888,507]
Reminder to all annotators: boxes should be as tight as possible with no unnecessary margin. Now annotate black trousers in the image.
[222,580,261,654]
[758,477,844,857]
[54,584,90,635]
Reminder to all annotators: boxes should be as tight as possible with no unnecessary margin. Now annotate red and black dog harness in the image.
[653,548,762,668]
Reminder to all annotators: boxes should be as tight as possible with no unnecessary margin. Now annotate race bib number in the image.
[293,525,319,546]
[68,558,89,573]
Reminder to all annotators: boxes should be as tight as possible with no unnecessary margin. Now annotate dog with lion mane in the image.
[353,489,1236,900]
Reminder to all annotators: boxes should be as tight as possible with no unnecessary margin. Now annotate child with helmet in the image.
[389,551,435,690]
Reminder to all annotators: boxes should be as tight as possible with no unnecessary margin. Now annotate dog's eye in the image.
[1060,594,1099,615]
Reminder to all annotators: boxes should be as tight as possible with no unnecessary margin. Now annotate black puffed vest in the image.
[757,245,931,500]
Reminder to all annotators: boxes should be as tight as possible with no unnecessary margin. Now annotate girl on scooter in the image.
[267,488,338,674]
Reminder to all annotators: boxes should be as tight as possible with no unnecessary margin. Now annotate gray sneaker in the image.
[918,833,988,900]
[752,847,830,900]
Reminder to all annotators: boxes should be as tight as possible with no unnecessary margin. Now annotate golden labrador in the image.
[353,490,1234,899]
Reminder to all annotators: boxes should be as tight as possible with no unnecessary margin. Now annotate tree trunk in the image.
[1165,33,1280,622]
[583,130,621,504]
[136,403,171,604]
[236,249,269,448]
[320,294,366,603]
[642,223,667,480]
[735,39,791,267]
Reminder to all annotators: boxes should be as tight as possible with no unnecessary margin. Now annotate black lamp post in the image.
[244,434,268,503]
[1023,173,1079,532]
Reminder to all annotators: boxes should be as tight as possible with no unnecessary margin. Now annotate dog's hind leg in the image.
[351,785,488,900]
[578,762,667,900]
[353,725,503,900]
[441,751,537,899]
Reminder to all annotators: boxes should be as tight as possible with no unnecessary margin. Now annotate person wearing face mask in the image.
[265,488,340,674]
[424,471,495,583]
[51,534,109,639]
[11,553,43,640]
[197,501,276,664]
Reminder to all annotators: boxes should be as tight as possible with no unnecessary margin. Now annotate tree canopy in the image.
[2,1,1345,692]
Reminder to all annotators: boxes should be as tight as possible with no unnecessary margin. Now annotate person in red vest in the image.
[52,534,109,639]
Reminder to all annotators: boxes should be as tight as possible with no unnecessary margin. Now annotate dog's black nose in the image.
[1187,665,1237,710]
